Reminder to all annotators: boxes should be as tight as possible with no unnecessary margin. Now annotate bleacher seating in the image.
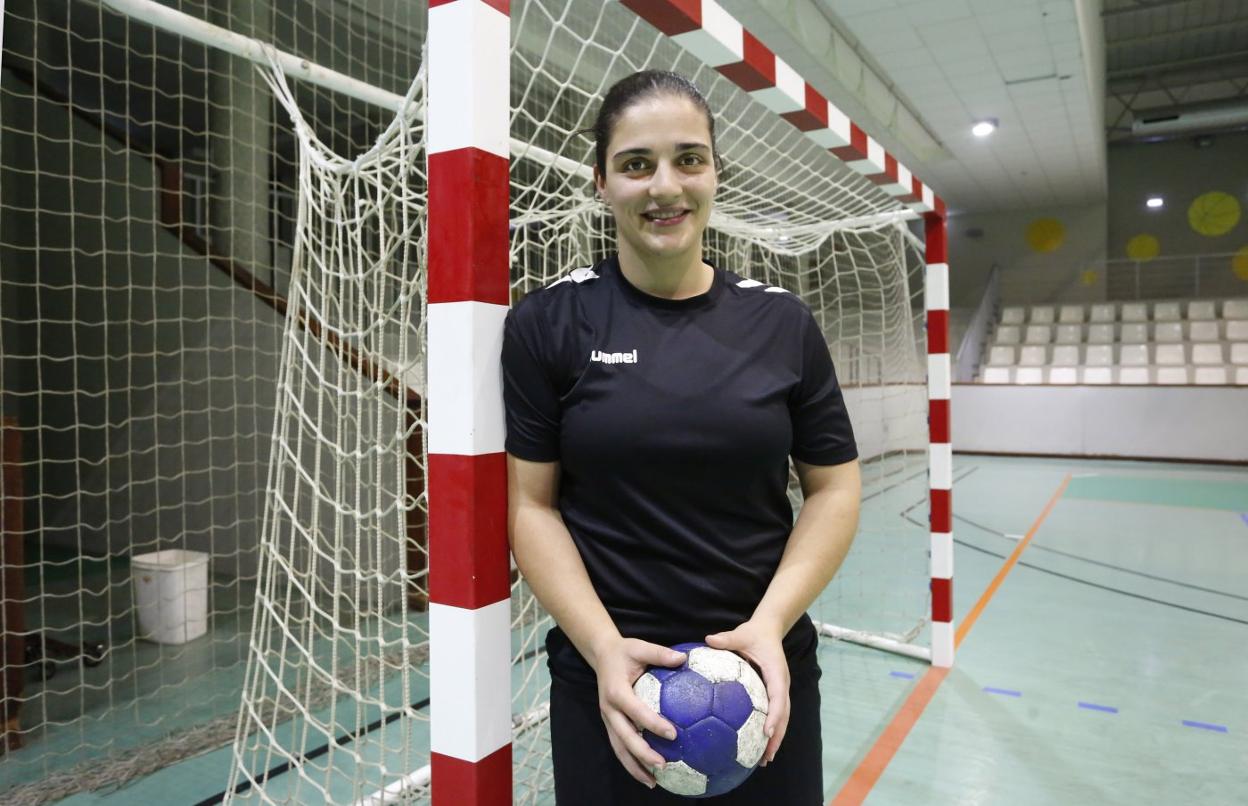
[1087,323,1114,343]
[977,298,1248,385]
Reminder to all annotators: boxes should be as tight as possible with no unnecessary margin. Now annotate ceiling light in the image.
[972,118,998,137]
[1146,196,1164,209]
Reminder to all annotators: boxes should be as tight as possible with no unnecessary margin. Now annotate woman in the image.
[503,70,861,804]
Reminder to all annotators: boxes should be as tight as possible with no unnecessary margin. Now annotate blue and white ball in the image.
[632,642,768,798]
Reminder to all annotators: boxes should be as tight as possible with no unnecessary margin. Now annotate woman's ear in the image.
[592,165,605,199]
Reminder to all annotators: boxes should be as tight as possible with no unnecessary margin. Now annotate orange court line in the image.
[829,473,1072,806]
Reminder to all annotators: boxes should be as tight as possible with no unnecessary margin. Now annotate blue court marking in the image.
[983,687,1022,697]
[1240,513,1248,527]
[889,671,915,680]
[1078,701,1118,714]
[1182,720,1228,733]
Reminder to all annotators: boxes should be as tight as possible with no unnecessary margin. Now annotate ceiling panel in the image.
[812,0,1106,212]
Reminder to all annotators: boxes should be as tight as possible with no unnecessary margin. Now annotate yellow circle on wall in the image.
[1026,218,1065,252]
[1188,191,1241,236]
[1080,269,1098,287]
[1126,234,1160,261]
[1233,246,1248,281]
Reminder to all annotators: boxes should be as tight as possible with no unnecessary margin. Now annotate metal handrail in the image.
[954,265,1000,382]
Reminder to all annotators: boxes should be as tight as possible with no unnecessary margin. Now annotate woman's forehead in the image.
[609,95,711,153]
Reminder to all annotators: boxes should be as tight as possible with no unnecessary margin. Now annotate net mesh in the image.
[0,1,928,804]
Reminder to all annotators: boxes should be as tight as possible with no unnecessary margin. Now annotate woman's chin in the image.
[637,233,697,260]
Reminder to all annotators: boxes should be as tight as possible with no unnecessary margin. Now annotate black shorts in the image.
[548,667,824,805]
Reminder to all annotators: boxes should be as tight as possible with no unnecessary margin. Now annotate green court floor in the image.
[18,455,1248,804]
[821,455,1247,805]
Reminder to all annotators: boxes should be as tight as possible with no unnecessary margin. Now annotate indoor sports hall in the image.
[0,0,1244,804]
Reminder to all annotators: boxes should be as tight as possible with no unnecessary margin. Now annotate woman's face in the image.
[594,93,718,268]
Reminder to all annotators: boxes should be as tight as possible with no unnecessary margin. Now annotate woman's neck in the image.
[616,247,713,300]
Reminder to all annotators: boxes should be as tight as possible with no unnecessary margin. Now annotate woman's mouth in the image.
[642,209,689,227]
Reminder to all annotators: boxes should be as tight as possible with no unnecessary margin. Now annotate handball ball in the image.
[632,642,768,798]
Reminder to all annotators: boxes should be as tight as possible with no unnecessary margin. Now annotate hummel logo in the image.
[590,349,639,365]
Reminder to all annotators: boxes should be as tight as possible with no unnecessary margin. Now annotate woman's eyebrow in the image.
[612,142,711,159]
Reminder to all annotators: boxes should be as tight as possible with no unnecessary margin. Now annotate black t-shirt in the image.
[503,255,857,689]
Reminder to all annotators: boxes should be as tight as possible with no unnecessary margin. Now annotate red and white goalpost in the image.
[420,1,955,800]
[425,0,513,801]
[29,1,955,804]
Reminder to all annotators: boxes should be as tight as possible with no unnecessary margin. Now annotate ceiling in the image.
[829,0,1106,214]
[1103,0,1248,141]
[723,0,1248,215]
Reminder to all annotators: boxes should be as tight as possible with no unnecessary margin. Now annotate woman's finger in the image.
[755,658,790,762]
[607,708,667,769]
[606,724,657,788]
[628,640,686,669]
[760,683,789,762]
[613,687,677,740]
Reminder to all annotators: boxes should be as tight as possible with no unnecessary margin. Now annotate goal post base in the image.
[814,620,933,663]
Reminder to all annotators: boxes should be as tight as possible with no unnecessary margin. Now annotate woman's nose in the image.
[649,162,680,199]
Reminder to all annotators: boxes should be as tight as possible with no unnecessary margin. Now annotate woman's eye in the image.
[623,159,648,172]
[680,154,704,166]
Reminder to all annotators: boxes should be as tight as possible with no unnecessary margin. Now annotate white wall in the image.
[1108,132,1248,260]
[1,74,283,580]
[947,203,1108,309]
[843,384,928,461]
[952,385,1248,462]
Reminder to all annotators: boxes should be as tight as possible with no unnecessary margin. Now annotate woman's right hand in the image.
[592,637,687,788]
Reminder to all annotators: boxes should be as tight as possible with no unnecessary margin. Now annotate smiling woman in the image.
[504,70,864,804]
[592,73,720,299]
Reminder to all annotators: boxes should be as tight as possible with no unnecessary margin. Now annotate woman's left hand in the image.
[704,618,789,767]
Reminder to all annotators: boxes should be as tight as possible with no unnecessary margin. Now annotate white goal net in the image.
[0,1,930,804]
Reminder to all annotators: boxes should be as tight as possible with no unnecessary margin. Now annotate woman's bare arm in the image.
[507,454,686,787]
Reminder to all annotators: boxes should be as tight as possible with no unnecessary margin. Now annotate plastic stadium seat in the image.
[1030,306,1055,324]
[1089,304,1116,323]
[1058,305,1084,324]
[1194,366,1229,385]
[1000,306,1025,325]
[1187,300,1216,320]
[1047,367,1078,384]
[981,367,1012,383]
[1119,344,1150,366]
[1082,367,1113,384]
[1223,299,1248,319]
[996,325,1021,345]
[1153,322,1184,342]
[1231,343,1248,365]
[1118,367,1152,384]
[1051,345,1080,365]
[987,346,1016,365]
[1120,323,1148,342]
[1055,324,1082,344]
[1014,367,1044,384]
[1156,366,1190,384]
[1192,343,1225,365]
[1153,301,1181,321]
[1024,325,1052,344]
[1087,324,1115,344]
[1085,345,1113,366]
[1019,345,1048,366]
[1226,321,1248,340]
[1189,320,1220,341]
[1121,303,1148,322]
[1154,344,1186,365]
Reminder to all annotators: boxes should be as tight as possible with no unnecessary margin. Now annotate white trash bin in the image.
[132,549,209,644]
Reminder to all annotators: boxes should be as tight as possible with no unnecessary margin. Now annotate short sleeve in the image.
[790,309,858,465]
[502,298,562,462]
